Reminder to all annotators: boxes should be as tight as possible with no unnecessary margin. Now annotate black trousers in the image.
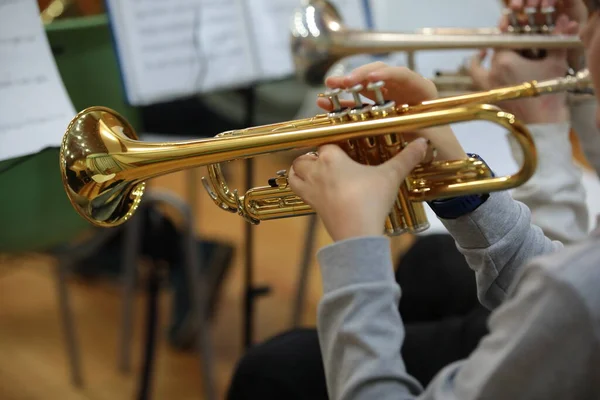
[226,234,490,400]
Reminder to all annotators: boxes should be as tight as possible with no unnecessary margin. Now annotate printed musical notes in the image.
[0,0,76,161]
[105,0,368,105]
[106,0,257,105]
[246,0,367,80]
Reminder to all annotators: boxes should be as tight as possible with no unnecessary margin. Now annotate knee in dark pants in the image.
[227,329,328,400]
[396,234,479,321]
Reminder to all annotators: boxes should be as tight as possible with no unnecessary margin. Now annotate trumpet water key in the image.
[59,70,592,235]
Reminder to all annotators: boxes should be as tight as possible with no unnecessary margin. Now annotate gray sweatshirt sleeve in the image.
[439,192,562,309]
[439,109,596,309]
[570,96,600,173]
[317,237,595,400]
[317,237,423,400]
[507,122,588,243]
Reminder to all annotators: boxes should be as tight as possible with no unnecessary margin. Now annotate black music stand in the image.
[240,86,271,349]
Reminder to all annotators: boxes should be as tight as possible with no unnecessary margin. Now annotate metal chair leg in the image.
[117,191,217,399]
[54,258,84,387]
[291,214,319,328]
[182,221,217,400]
[150,191,217,400]
[119,212,144,374]
[48,227,122,386]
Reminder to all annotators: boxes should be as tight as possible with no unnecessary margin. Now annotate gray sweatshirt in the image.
[507,121,589,243]
[316,99,600,399]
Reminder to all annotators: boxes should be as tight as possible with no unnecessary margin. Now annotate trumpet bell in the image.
[291,0,344,86]
[59,106,146,227]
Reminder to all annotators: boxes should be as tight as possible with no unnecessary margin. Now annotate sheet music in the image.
[0,0,76,162]
[105,0,258,105]
[245,0,368,80]
[244,0,299,79]
[194,0,258,92]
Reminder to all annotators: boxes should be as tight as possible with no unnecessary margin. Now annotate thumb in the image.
[381,138,428,185]
[468,50,491,90]
[546,14,572,62]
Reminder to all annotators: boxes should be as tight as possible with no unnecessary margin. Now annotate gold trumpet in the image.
[59,70,592,235]
[291,0,583,85]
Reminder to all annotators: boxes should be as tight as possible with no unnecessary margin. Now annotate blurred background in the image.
[1,1,598,399]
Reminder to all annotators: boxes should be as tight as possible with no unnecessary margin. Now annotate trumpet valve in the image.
[367,81,386,105]
[347,84,371,119]
[321,88,350,120]
[323,88,343,111]
[347,84,365,107]
[541,6,555,33]
[367,81,395,115]
[523,7,538,33]
[503,8,520,33]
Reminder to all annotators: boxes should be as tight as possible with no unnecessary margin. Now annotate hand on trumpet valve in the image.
[288,138,430,242]
[504,0,587,69]
[502,4,556,34]
[503,8,521,33]
[468,16,573,124]
[506,0,588,28]
[318,62,438,110]
[541,6,556,32]
[524,6,539,33]
[317,62,467,162]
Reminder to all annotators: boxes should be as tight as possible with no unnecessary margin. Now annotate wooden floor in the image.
[0,155,415,399]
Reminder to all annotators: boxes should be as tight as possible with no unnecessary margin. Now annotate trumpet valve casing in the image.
[235,81,432,235]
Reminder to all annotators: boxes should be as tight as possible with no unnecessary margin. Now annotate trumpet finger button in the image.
[503,8,519,31]
[367,81,386,105]
[541,6,555,28]
[347,84,364,106]
[323,88,343,111]
[524,6,537,28]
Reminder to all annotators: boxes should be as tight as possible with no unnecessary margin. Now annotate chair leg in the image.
[54,259,84,387]
[119,213,144,374]
[181,209,217,400]
[291,214,319,328]
[119,192,218,399]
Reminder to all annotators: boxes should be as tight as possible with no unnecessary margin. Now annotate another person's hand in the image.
[469,14,577,124]
[503,0,588,70]
[317,62,467,162]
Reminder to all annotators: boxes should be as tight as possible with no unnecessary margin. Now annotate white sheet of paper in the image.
[0,0,76,162]
[244,0,301,80]
[193,0,259,92]
[105,0,258,106]
[106,0,368,105]
[245,0,367,80]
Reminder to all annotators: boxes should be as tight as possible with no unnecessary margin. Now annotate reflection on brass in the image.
[59,70,592,235]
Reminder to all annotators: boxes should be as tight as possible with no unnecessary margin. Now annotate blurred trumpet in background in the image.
[291,0,582,86]
[39,0,104,24]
